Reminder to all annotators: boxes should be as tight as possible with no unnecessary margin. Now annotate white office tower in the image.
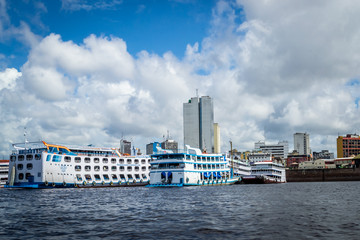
[254,141,289,159]
[293,133,310,155]
[183,96,214,153]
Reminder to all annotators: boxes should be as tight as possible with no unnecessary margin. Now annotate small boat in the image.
[6,141,151,189]
[147,145,238,187]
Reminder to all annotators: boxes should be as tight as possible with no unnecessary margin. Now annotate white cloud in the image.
[0,68,21,90]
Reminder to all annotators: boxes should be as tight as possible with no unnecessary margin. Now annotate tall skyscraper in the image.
[293,133,310,155]
[183,96,214,153]
[214,123,220,153]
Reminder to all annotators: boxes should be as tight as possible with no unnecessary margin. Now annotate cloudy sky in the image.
[1,0,360,157]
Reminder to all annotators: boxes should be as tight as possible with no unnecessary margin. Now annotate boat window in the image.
[142,166,146,171]
[17,164,23,170]
[102,158,108,163]
[120,174,126,180]
[194,164,197,169]
[84,157,90,163]
[25,173,31,179]
[35,154,41,160]
[151,164,159,169]
[103,174,109,180]
[76,174,82,181]
[135,166,139,171]
[10,156,16,162]
[52,155,62,162]
[18,155,24,161]
[141,159,146,164]
[64,156,71,162]
[94,166,100,171]
[134,159,139,164]
[127,159,132,164]
[103,166,108,171]
[148,159,151,163]
[75,157,81,163]
[120,166,124,171]
[119,159,124,164]
[142,174,147,179]
[135,174,140,179]
[94,158,100,163]
[26,155,33,161]
[127,174,133,180]
[148,166,151,170]
[94,174,101,181]
[85,165,91,171]
[85,174,92,181]
[111,166,117,171]
[27,163,33,170]
[111,174,118,180]
[18,173,24,180]
[127,166,132,171]
[111,158,116,164]
[75,165,81,171]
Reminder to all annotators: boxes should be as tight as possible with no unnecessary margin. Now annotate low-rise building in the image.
[298,159,336,169]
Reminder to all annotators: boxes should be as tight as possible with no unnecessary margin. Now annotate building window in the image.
[18,173,24,180]
[17,164,23,170]
[18,155,24,161]
[26,163,33,170]
[26,155,33,161]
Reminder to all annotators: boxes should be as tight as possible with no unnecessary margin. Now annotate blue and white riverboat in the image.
[147,145,238,187]
[6,141,151,189]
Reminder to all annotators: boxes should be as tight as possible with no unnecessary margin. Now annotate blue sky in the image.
[2,0,218,69]
[1,0,360,157]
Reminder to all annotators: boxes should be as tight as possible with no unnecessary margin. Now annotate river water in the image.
[0,182,359,239]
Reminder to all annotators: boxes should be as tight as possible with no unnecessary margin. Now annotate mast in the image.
[230,140,233,178]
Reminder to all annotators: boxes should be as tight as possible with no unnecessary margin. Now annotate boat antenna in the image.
[230,140,233,178]
[24,127,27,150]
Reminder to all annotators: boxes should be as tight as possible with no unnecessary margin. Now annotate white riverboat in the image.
[148,145,238,187]
[244,160,286,183]
[6,141,151,189]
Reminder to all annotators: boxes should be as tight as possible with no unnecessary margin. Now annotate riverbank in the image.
[286,168,360,182]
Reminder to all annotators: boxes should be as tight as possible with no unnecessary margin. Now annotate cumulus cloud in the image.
[2,0,360,157]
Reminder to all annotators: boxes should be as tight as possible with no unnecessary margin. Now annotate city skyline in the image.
[1,1,360,156]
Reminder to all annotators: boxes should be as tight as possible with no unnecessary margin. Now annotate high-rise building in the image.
[120,139,131,155]
[293,133,310,155]
[254,141,289,159]
[214,123,220,153]
[337,134,360,158]
[183,96,214,153]
[161,139,178,153]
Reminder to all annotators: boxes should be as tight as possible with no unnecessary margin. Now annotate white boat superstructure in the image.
[148,145,238,187]
[250,161,286,183]
[6,141,151,188]
[0,160,9,186]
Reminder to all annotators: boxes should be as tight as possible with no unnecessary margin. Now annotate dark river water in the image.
[0,182,359,239]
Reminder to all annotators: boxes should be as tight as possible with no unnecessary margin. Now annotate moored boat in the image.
[147,145,238,187]
[6,141,151,189]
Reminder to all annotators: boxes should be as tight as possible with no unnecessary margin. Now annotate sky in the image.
[1,0,360,157]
